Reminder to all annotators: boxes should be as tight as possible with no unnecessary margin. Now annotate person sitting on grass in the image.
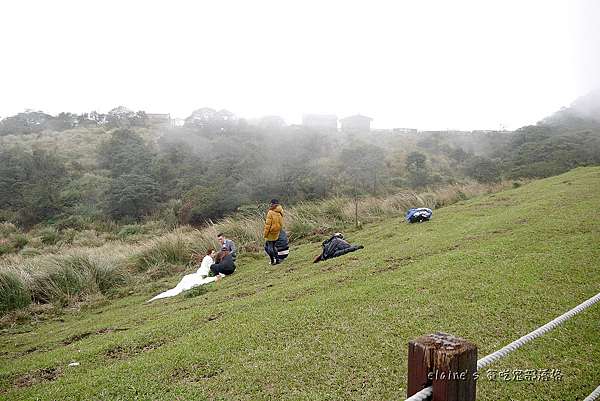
[217,233,237,261]
[196,248,216,278]
[313,233,364,263]
[210,249,236,277]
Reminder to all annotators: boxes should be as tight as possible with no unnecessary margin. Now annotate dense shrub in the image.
[0,222,18,236]
[39,227,60,245]
[0,269,31,313]
[128,232,195,273]
[0,250,129,311]
[464,156,502,183]
[27,257,91,304]
[118,224,146,239]
[11,234,29,250]
[0,233,29,255]
[0,241,11,256]
[106,174,160,220]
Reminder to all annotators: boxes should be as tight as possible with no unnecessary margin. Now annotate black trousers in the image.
[210,264,235,276]
[319,245,363,262]
[265,241,278,263]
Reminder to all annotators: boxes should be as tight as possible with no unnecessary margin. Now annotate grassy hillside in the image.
[1,167,599,401]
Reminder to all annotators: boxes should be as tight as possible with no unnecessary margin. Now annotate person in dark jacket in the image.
[210,250,236,276]
[313,233,363,263]
[265,229,289,264]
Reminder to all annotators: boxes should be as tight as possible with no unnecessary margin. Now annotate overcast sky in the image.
[0,0,599,130]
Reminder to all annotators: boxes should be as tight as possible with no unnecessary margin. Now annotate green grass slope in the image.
[1,167,599,401]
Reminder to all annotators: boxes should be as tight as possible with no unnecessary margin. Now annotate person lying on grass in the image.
[210,249,236,277]
[313,233,364,263]
[147,248,218,302]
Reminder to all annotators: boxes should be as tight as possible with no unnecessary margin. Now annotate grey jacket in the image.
[222,239,237,260]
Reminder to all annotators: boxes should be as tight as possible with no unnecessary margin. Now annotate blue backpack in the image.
[405,208,432,223]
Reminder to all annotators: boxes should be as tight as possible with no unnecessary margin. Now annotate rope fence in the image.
[405,386,431,401]
[405,291,600,401]
[584,384,600,401]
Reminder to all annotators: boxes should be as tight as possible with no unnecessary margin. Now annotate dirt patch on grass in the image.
[13,367,62,388]
[335,275,353,284]
[488,228,512,235]
[23,346,43,355]
[63,327,129,345]
[371,243,466,274]
[283,287,317,301]
[204,312,224,322]
[96,327,129,335]
[230,289,258,299]
[226,282,274,300]
[171,363,224,382]
[284,265,300,273]
[319,263,346,272]
[2,345,53,359]
[63,332,93,345]
[105,340,164,359]
[191,311,224,325]
[371,256,414,274]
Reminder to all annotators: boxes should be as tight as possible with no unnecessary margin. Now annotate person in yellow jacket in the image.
[264,199,284,265]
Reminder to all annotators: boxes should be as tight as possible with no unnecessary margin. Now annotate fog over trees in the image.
[1,90,599,228]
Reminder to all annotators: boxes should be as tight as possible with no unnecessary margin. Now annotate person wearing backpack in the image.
[264,228,289,265]
[263,199,284,265]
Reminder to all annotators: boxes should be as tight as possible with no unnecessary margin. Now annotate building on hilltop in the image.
[257,115,286,130]
[170,118,185,127]
[392,127,418,134]
[302,114,338,131]
[146,113,171,127]
[340,114,372,133]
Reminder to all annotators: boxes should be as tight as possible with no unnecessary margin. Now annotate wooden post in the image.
[407,332,477,401]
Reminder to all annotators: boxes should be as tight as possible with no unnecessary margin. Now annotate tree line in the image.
[1,96,599,229]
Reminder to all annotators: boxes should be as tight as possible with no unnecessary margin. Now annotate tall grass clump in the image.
[0,269,31,313]
[286,219,316,241]
[0,222,19,237]
[1,250,131,309]
[0,239,12,256]
[128,230,196,273]
[0,235,29,256]
[118,224,146,239]
[25,255,93,305]
[59,252,128,294]
[209,216,263,251]
[39,227,60,245]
